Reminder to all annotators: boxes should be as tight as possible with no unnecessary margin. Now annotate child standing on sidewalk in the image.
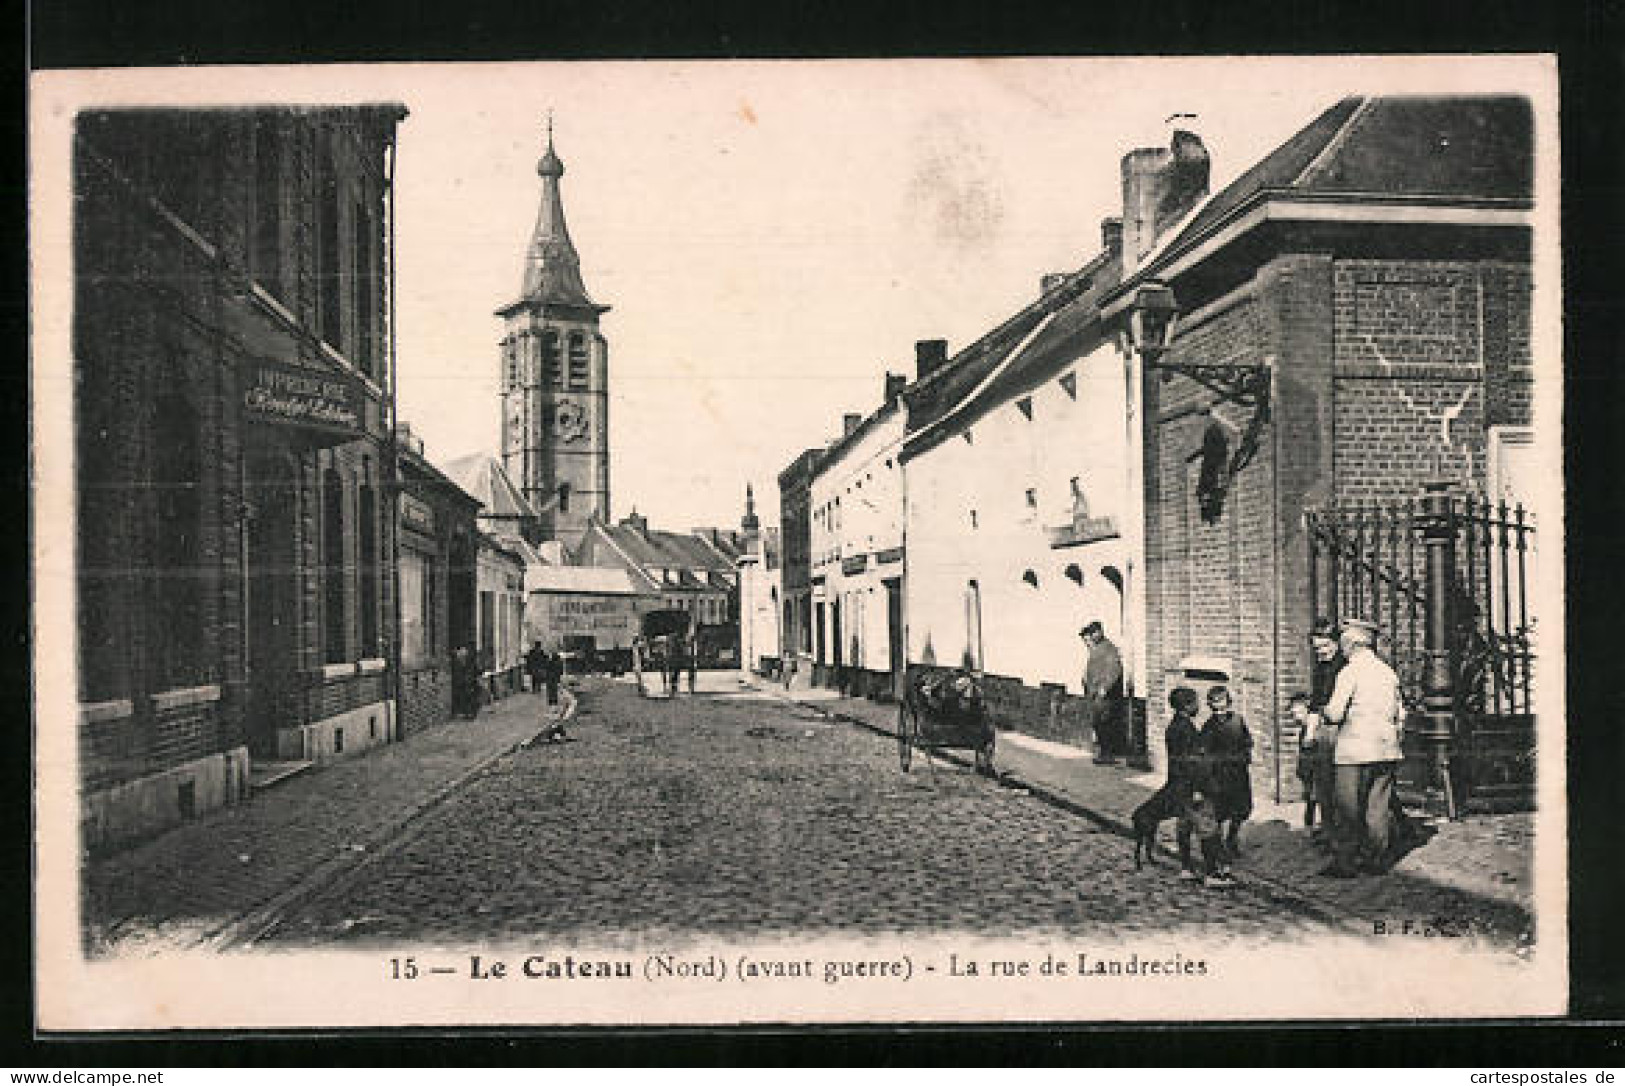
[1200,685,1253,861]
[1288,692,1321,828]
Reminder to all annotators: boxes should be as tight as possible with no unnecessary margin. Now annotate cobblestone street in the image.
[261,678,1336,946]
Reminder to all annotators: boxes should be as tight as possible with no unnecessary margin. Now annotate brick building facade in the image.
[73,106,407,852]
[1101,97,1536,800]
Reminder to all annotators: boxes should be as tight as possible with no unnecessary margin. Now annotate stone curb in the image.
[206,693,583,951]
[750,682,1359,931]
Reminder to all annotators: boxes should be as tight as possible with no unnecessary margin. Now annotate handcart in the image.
[897,666,996,776]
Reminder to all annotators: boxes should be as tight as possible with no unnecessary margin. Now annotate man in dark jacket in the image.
[1081,621,1126,764]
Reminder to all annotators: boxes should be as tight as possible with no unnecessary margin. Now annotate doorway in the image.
[245,451,300,758]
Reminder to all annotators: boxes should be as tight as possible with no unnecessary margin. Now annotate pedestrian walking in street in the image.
[1306,617,1344,845]
[1080,621,1125,764]
[686,636,698,695]
[526,640,548,697]
[543,649,563,708]
[447,645,471,719]
[632,636,647,695]
[1200,685,1253,859]
[1131,686,1203,869]
[1321,618,1406,877]
[667,642,683,697]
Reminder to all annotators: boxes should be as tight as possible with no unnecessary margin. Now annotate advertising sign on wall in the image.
[244,360,362,437]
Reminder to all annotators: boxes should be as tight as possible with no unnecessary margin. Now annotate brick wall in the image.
[401,665,451,735]
[1141,252,1532,801]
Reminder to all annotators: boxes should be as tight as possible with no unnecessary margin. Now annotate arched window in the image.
[1064,563,1084,586]
[557,482,571,514]
[152,393,203,685]
[1022,569,1039,588]
[323,464,347,663]
[1099,565,1125,595]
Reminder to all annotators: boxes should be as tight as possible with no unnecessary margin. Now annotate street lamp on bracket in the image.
[1125,279,1274,477]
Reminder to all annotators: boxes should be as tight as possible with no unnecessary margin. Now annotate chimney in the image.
[1039,273,1069,297]
[914,338,949,380]
[884,371,907,403]
[1101,216,1123,253]
[843,413,862,437]
[1120,125,1210,275]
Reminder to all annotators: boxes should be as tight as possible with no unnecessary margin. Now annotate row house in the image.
[72,106,407,853]
[776,447,824,688]
[395,427,481,734]
[900,242,1140,748]
[786,95,1540,812]
[807,374,909,696]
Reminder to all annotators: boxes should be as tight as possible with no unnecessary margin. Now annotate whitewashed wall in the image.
[904,340,1136,692]
[810,405,906,672]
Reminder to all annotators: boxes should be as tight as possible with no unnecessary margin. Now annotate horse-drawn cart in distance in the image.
[897,666,996,775]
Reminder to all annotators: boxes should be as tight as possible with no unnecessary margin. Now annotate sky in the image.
[35,56,1554,532]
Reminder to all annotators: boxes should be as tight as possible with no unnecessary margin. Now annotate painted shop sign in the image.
[244,360,361,435]
[533,593,638,646]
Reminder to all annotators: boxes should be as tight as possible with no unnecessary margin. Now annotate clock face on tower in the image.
[552,398,590,444]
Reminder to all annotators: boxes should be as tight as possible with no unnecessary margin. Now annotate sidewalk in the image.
[83,687,568,955]
[753,680,1537,943]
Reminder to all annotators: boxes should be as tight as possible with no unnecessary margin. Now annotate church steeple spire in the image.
[520,114,593,306]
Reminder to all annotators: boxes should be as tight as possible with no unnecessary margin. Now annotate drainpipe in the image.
[385,132,404,742]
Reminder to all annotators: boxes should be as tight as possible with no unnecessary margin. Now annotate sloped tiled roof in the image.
[596,522,737,575]
[439,452,538,521]
[902,248,1118,457]
[1151,95,1534,271]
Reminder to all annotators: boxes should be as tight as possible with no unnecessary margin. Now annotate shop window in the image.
[152,393,204,686]
[323,466,347,663]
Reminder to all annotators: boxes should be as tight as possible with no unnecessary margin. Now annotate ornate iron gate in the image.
[1306,484,1537,815]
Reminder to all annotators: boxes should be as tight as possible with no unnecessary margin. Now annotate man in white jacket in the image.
[1321,618,1406,877]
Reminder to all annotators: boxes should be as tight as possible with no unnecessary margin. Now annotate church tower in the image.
[496,118,611,548]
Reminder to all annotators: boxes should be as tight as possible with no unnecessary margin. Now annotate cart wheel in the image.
[975,728,997,777]
[897,702,914,772]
